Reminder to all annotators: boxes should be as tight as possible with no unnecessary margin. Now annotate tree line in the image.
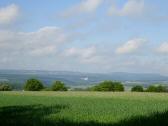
[0,79,168,93]
[131,85,168,92]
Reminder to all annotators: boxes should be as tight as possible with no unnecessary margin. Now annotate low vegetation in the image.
[146,85,167,92]
[1,92,168,126]
[24,78,44,91]
[51,81,68,91]
[90,80,124,91]
[0,82,12,91]
[1,78,168,93]
[131,85,144,92]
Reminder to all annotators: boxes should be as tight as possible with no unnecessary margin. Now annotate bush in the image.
[92,80,124,91]
[92,81,114,91]
[156,85,167,92]
[146,85,157,92]
[131,85,144,92]
[114,83,124,91]
[146,85,167,92]
[24,79,44,91]
[0,82,12,91]
[51,81,67,91]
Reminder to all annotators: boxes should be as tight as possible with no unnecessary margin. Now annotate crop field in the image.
[1,91,168,126]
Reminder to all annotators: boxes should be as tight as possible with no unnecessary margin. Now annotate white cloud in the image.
[0,26,68,56]
[64,46,97,59]
[156,42,168,54]
[60,0,103,17]
[0,4,19,25]
[20,26,67,47]
[29,46,56,56]
[108,0,145,17]
[115,38,147,54]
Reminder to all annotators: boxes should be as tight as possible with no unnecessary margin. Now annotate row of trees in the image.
[89,81,168,93]
[24,79,68,91]
[0,79,68,91]
[0,79,168,93]
[131,85,167,92]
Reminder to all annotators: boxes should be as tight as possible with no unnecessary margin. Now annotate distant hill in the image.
[0,70,168,89]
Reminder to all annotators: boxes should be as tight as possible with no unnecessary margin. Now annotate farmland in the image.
[1,92,168,126]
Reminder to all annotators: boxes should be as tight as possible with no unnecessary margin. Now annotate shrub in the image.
[114,83,124,91]
[92,81,115,91]
[92,80,124,91]
[0,82,12,91]
[131,85,144,92]
[51,81,67,91]
[24,79,44,91]
[146,85,157,92]
[156,85,167,92]
[146,85,167,92]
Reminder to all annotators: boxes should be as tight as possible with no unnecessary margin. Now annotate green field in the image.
[1,91,168,126]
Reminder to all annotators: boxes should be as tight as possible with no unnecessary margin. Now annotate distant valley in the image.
[0,70,168,89]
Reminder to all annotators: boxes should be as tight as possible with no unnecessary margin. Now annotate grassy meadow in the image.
[1,91,168,126]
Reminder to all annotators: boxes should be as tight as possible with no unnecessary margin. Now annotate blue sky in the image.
[0,0,168,75]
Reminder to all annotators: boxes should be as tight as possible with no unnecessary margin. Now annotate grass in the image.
[1,91,168,126]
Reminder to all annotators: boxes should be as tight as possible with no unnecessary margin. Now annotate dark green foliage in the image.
[156,85,167,92]
[92,81,124,91]
[146,85,167,92]
[0,82,12,91]
[146,85,157,92]
[114,83,124,91]
[51,81,67,91]
[92,81,115,91]
[24,79,44,91]
[131,85,144,92]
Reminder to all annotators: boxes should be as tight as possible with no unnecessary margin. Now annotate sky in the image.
[0,0,168,75]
